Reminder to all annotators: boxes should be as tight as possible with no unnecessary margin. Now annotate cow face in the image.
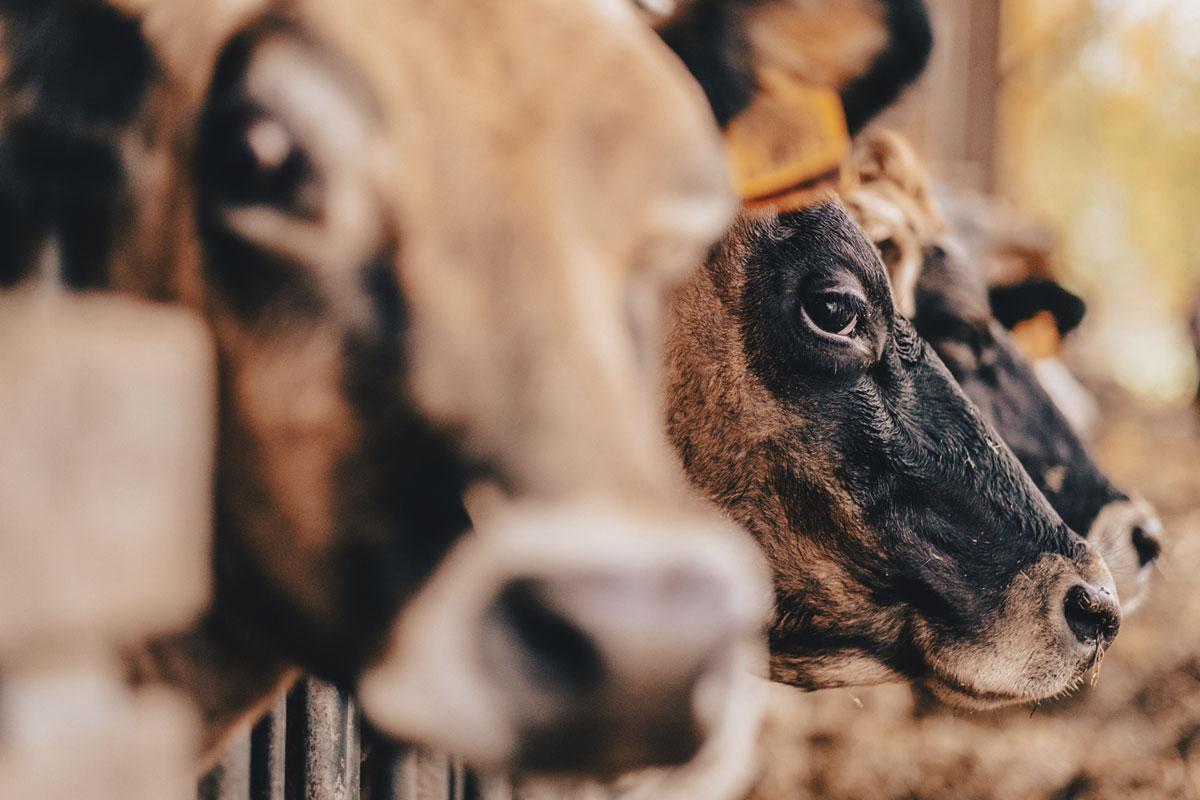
[0,0,774,773]
[665,201,1119,708]
[912,248,1162,611]
[842,131,1163,613]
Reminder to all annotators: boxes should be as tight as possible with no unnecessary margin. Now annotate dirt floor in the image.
[744,382,1200,800]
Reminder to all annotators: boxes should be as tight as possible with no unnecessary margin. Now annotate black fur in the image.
[659,0,932,132]
[989,278,1087,336]
[915,246,1122,537]
[726,204,1083,678]
[0,0,152,287]
[839,0,933,134]
[658,1,755,128]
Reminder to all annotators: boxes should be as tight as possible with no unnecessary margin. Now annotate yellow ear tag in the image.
[1010,310,1062,360]
[726,70,850,212]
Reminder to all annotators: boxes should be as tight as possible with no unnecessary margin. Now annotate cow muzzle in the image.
[356,501,769,774]
[920,544,1122,709]
[1086,494,1163,613]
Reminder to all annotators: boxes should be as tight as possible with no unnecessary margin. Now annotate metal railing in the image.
[198,679,496,800]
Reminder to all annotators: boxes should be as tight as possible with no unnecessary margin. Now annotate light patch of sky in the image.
[1094,0,1200,64]
[1165,3,1200,65]
[1078,36,1137,92]
[1068,180,1196,401]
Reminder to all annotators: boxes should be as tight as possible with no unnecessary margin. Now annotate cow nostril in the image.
[1063,584,1120,645]
[492,579,606,695]
[1131,525,1162,567]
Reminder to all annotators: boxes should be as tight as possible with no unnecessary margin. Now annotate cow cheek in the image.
[225,329,357,626]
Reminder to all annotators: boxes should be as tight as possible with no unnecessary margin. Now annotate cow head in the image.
[665,200,1120,708]
[912,251,1162,613]
[0,0,780,772]
[843,130,1163,612]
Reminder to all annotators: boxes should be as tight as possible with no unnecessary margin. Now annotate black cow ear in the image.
[656,0,932,132]
[989,280,1088,336]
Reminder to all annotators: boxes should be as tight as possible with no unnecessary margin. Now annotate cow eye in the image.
[205,105,320,217]
[800,291,861,338]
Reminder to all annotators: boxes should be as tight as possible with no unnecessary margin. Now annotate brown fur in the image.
[88,0,755,764]
[0,0,933,773]
[839,128,944,316]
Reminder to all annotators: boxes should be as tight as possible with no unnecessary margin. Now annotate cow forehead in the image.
[136,0,733,264]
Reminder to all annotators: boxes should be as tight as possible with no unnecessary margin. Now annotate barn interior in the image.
[1,2,1197,800]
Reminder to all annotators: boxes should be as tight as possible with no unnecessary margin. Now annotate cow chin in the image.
[913,551,1118,709]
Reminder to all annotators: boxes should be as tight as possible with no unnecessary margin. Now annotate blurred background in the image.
[892,0,1200,402]
[749,2,1200,798]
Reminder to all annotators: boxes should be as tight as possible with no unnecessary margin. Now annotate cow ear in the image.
[847,130,942,224]
[656,0,932,132]
[989,280,1088,336]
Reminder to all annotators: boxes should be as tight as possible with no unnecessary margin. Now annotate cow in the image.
[654,1,1124,708]
[937,185,1105,439]
[0,0,948,777]
[663,197,1122,706]
[0,0,782,775]
[840,130,1163,611]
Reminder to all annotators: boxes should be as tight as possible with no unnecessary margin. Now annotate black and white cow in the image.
[842,130,1163,612]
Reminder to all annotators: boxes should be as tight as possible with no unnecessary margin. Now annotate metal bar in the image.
[447,759,466,800]
[364,745,457,800]
[199,725,252,800]
[285,678,360,800]
[250,695,287,800]
[462,770,512,800]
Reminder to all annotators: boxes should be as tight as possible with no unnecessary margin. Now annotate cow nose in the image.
[482,564,751,772]
[1085,496,1163,612]
[1063,582,1120,646]
[357,506,769,773]
[488,578,606,696]
[1130,522,1162,567]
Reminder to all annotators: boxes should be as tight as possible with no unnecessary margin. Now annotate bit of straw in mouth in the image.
[1090,640,1106,687]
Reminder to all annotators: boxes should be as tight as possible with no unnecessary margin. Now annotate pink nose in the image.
[356,504,770,773]
[482,564,752,771]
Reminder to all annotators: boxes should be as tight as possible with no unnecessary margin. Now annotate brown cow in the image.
[0,0,771,774]
[0,0,936,776]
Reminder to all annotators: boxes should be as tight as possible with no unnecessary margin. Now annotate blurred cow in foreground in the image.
[0,0,951,781]
[0,0,781,774]
[841,129,1162,612]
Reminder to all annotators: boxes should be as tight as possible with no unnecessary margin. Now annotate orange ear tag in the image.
[725,70,851,213]
[1010,310,1063,360]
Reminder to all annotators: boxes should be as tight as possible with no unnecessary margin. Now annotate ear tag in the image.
[1010,310,1062,360]
[726,70,850,213]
